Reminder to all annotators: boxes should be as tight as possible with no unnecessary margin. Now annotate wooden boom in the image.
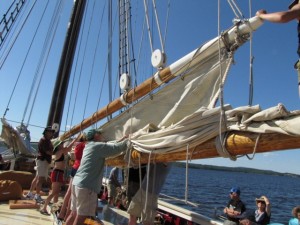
[105,131,300,167]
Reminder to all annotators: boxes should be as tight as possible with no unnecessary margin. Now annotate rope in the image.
[248,0,254,106]
[0,0,37,69]
[162,0,171,49]
[245,133,260,160]
[143,0,154,53]
[185,144,189,204]
[152,0,164,53]
[227,0,244,19]
[2,0,38,118]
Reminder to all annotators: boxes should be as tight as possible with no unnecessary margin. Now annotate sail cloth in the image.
[100,20,300,156]
[0,118,36,157]
[102,45,232,141]
[129,103,300,154]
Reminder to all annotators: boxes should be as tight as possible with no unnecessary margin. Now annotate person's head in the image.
[43,126,55,138]
[255,196,267,210]
[79,132,87,142]
[86,128,104,142]
[292,206,300,219]
[230,187,241,199]
[289,0,299,9]
[52,139,63,154]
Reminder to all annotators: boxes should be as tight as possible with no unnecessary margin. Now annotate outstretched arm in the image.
[256,4,300,23]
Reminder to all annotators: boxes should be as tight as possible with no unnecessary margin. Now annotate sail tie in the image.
[215,132,237,161]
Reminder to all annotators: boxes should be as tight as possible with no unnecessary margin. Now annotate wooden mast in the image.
[105,131,300,167]
[47,0,87,137]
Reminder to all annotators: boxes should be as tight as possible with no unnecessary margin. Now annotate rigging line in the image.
[128,1,138,89]
[24,0,58,123]
[3,118,45,129]
[26,0,67,126]
[65,1,95,127]
[67,4,88,128]
[2,0,38,119]
[227,0,244,20]
[162,0,170,50]
[134,13,146,87]
[0,0,27,56]
[217,0,227,149]
[63,0,88,132]
[248,0,254,106]
[77,0,97,118]
[152,0,164,53]
[0,0,25,50]
[143,0,154,53]
[98,2,117,111]
[0,0,37,70]
[185,144,189,204]
[125,0,131,86]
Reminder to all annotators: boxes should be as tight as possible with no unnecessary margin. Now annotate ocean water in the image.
[161,166,300,224]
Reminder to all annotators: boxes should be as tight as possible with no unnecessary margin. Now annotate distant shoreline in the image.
[173,162,300,178]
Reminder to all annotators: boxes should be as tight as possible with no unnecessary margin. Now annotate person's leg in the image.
[25,175,37,198]
[35,160,48,199]
[65,211,76,225]
[65,185,77,225]
[58,179,72,219]
[128,214,137,225]
[35,176,45,195]
[41,182,61,212]
[75,186,98,225]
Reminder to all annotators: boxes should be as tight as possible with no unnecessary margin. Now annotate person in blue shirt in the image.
[65,128,129,225]
[107,167,122,205]
[289,206,300,225]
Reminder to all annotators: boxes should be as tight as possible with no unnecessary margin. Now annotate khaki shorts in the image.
[70,185,97,216]
[127,188,157,223]
[107,183,118,198]
[36,159,49,178]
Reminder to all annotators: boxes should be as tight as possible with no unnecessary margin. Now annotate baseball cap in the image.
[43,126,55,135]
[86,128,102,141]
[230,187,241,195]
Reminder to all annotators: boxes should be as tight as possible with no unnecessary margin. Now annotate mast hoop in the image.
[119,93,128,106]
[153,71,164,86]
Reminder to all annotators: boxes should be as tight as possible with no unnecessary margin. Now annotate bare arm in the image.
[256,5,300,23]
[262,195,271,216]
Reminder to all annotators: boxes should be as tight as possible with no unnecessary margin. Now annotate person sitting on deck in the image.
[223,187,246,225]
[289,206,300,225]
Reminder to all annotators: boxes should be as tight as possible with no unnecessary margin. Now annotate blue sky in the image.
[0,1,300,174]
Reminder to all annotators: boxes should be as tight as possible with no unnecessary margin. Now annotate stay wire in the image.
[248,0,254,106]
[21,0,50,123]
[0,0,37,70]
[2,0,38,118]
[143,0,154,53]
[26,0,65,126]
[152,0,164,53]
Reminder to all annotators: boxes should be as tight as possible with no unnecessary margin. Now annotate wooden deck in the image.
[0,200,53,225]
[0,197,128,225]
